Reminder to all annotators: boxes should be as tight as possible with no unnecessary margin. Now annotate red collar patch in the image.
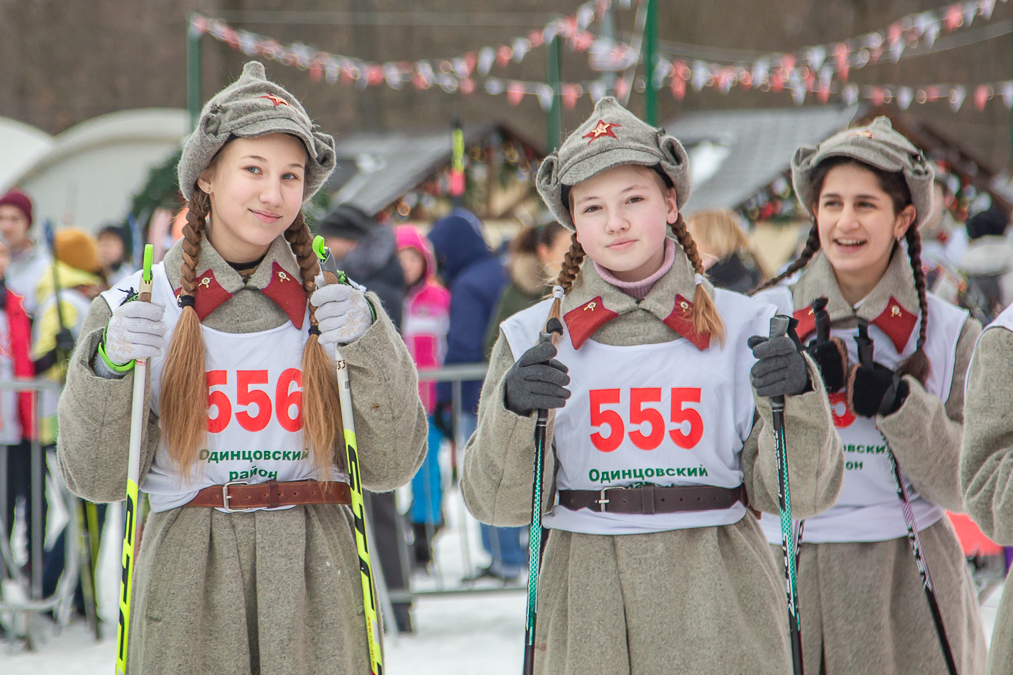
[261,262,307,329]
[582,120,621,144]
[793,304,817,343]
[870,296,918,352]
[662,294,711,351]
[175,269,233,321]
[563,296,618,349]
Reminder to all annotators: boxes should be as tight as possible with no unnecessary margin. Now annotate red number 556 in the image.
[589,387,703,452]
[206,369,303,433]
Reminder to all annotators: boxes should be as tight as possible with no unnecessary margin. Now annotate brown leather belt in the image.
[184,479,351,512]
[558,483,748,515]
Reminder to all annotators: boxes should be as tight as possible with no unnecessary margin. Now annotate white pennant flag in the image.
[925,17,941,46]
[589,80,607,102]
[325,61,339,84]
[982,0,997,20]
[691,61,710,92]
[964,2,978,26]
[806,46,827,71]
[1001,81,1013,109]
[950,85,967,111]
[237,31,258,56]
[384,64,403,89]
[752,59,770,88]
[437,74,458,94]
[897,87,914,109]
[843,83,860,105]
[512,38,531,63]
[789,71,806,105]
[478,47,496,75]
[890,38,905,62]
[538,84,555,110]
[577,4,596,30]
[485,79,505,95]
[653,59,672,89]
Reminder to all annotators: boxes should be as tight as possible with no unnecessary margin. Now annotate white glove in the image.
[103,301,167,365]
[311,277,372,346]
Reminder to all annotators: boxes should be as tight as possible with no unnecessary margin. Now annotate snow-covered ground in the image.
[0,485,1005,673]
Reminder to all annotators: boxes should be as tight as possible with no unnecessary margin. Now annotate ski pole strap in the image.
[184,479,352,511]
[559,483,747,515]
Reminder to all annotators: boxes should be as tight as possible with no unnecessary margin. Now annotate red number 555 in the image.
[589,387,703,452]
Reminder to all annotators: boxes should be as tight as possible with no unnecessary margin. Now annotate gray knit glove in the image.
[503,341,571,416]
[310,277,372,346]
[748,335,810,398]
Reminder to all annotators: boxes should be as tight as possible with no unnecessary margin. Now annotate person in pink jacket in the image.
[396,225,451,565]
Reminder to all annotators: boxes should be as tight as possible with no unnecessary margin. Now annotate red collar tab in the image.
[563,296,619,349]
[793,304,817,343]
[174,269,233,322]
[871,296,918,352]
[662,294,711,351]
[261,262,307,329]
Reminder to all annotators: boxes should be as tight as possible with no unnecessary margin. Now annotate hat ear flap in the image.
[658,134,689,170]
[312,131,337,171]
[536,155,572,229]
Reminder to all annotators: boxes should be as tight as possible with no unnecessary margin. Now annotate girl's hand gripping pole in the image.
[313,236,384,675]
[115,244,153,675]
[768,315,805,675]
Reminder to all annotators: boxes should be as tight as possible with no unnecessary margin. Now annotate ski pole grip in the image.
[769,315,790,407]
[856,320,875,369]
[139,244,154,303]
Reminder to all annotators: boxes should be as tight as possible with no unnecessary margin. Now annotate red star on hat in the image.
[582,120,621,144]
[260,94,290,107]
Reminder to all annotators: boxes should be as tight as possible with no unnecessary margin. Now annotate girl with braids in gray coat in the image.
[55,62,428,674]
[754,117,986,675]
[463,97,844,674]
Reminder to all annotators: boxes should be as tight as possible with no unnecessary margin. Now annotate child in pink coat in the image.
[396,225,451,564]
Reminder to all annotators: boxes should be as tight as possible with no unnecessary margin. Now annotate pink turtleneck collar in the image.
[592,239,676,301]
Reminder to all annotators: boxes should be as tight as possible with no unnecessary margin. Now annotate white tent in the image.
[12,108,187,234]
[0,117,54,195]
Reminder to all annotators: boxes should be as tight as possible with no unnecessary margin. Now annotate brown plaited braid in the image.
[545,232,586,336]
[669,213,706,275]
[179,189,210,298]
[283,211,322,325]
[753,220,822,294]
[899,225,931,384]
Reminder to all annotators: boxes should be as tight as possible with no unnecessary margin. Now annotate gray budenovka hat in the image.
[792,116,934,227]
[536,97,691,229]
[178,61,337,202]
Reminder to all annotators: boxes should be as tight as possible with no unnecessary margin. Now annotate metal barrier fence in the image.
[0,378,84,652]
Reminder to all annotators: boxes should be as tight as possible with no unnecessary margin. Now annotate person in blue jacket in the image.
[427,209,523,582]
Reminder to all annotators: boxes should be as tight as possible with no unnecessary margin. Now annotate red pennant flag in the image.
[670,77,686,100]
[496,45,514,68]
[834,43,850,81]
[507,82,526,106]
[459,78,476,96]
[974,85,991,111]
[562,84,582,109]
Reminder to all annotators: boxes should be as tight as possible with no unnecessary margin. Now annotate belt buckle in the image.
[597,488,610,513]
[221,480,252,513]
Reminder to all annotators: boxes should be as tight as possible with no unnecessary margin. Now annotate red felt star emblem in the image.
[260,94,290,107]
[582,120,621,144]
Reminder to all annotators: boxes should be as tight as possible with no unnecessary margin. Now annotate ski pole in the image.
[854,321,958,675]
[767,315,805,675]
[115,244,153,675]
[522,315,563,675]
[313,236,384,675]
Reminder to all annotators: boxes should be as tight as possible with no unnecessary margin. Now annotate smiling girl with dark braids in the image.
[54,62,427,674]
[754,117,986,675]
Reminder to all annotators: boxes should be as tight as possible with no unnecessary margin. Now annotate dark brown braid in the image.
[670,214,726,345]
[545,232,586,332]
[284,211,345,475]
[179,189,210,298]
[753,220,822,293]
[899,225,931,384]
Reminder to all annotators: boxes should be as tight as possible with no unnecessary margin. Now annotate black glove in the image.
[748,334,811,398]
[805,337,849,393]
[503,340,571,416]
[847,363,909,417]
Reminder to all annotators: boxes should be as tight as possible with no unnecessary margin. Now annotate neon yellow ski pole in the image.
[314,236,384,675]
[115,244,153,675]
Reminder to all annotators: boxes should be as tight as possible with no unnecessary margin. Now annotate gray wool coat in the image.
[770,251,986,675]
[56,234,428,675]
[463,246,845,675]
[962,316,1013,675]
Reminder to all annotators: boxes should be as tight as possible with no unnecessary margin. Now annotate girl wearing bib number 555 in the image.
[753,118,986,675]
[55,62,427,674]
[463,97,844,674]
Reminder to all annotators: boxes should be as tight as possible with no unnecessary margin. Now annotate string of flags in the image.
[194,0,1012,112]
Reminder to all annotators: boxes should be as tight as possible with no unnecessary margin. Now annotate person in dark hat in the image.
[96,223,135,286]
[0,188,51,317]
[956,202,1013,323]
[317,203,405,329]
